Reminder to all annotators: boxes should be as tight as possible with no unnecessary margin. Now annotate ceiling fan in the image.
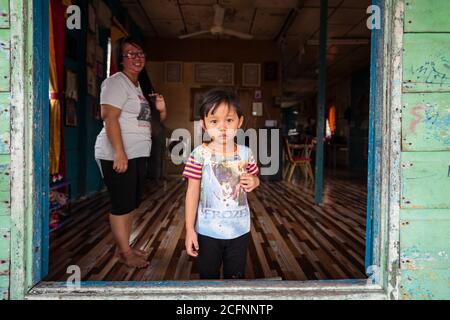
[178,4,254,40]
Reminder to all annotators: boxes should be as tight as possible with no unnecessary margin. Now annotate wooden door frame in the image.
[9,0,403,299]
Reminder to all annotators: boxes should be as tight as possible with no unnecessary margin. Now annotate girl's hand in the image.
[185,229,199,257]
[149,93,166,113]
[113,151,128,173]
[240,173,260,193]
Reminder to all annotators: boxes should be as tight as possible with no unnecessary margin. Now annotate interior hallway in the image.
[46,173,367,282]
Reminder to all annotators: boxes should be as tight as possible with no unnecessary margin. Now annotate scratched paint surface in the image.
[403,34,450,93]
[0,0,9,300]
[401,152,450,208]
[400,210,449,270]
[404,0,450,33]
[401,0,450,300]
[0,215,10,275]
[0,93,10,154]
[0,0,9,28]
[402,93,450,151]
[0,29,10,92]
[401,269,450,300]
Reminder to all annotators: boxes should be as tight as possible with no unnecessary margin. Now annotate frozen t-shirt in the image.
[182,144,259,240]
[95,72,152,161]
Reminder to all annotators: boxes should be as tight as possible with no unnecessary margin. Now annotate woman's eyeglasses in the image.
[122,51,146,59]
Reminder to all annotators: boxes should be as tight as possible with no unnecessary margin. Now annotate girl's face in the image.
[121,42,146,75]
[202,103,243,145]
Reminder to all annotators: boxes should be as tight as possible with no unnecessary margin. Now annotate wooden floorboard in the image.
[46,171,367,281]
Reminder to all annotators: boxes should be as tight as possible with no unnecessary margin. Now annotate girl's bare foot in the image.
[116,249,149,268]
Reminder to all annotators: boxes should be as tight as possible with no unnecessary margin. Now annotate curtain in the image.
[328,104,336,135]
[109,17,128,75]
[49,0,67,177]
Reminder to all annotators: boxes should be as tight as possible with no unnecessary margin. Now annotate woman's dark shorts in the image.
[99,157,148,215]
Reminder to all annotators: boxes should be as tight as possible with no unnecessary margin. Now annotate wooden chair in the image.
[283,137,315,184]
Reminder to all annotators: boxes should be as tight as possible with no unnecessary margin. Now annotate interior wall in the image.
[145,39,282,175]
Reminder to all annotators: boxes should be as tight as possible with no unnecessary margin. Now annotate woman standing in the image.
[95,37,166,268]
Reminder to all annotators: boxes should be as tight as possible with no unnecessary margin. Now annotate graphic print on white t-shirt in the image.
[137,94,151,127]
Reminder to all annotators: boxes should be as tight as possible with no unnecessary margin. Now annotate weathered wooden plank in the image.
[400,211,449,270]
[0,29,10,92]
[0,92,10,154]
[0,275,8,299]
[401,152,450,208]
[0,217,10,275]
[0,154,9,213]
[402,93,450,151]
[0,215,9,280]
[401,269,450,300]
[403,34,450,93]
[0,0,9,28]
[404,0,450,33]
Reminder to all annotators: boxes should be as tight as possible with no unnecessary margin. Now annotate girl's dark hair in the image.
[199,87,242,120]
[113,36,145,72]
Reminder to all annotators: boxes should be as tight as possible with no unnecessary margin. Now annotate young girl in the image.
[182,88,260,279]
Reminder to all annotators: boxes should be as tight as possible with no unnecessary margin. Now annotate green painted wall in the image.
[0,0,10,300]
[400,0,450,300]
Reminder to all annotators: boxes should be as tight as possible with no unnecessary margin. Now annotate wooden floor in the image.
[46,171,367,281]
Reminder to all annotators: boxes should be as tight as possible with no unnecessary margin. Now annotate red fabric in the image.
[292,156,311,162]
[51,0,67,178]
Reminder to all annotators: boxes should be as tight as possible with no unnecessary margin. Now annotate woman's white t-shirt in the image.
[95,72,152,161]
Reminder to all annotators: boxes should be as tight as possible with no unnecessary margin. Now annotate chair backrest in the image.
[283,137,295,163]
[301,137,316,159]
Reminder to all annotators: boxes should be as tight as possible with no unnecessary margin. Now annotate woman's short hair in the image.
[199,87,242,120]
[113,36,144,71]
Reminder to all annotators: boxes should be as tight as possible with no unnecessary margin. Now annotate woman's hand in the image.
[149,93,166,113]
[185,228,199,257]
[113,150,128,173]
[240,173,260,193]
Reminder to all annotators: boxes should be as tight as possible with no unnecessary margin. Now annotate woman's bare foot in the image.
[133,248,147,257]
[115,246,147,258]
[116,249,149,268]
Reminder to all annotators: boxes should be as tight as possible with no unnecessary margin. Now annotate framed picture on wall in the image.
[254,89,262,100]
[86,33,96,66]
[65,98,77,127]
[242,63,261,87]
[87,67,97,97]
[193,63,234,85]
[264,61,278,81]
[252,102,263,117]
[165,61,183,83]
[190,87,213,121]
[88,4,96,33]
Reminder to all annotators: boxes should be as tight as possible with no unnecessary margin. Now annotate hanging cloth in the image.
[328,104,336,135]
[49,0,67,177]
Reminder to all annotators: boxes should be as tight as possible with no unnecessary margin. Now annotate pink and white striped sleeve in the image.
[182,155,203,180]
[246,149,259,176]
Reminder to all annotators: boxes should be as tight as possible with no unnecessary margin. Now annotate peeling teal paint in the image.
[0,0,10,300]
[401,0,450,300]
